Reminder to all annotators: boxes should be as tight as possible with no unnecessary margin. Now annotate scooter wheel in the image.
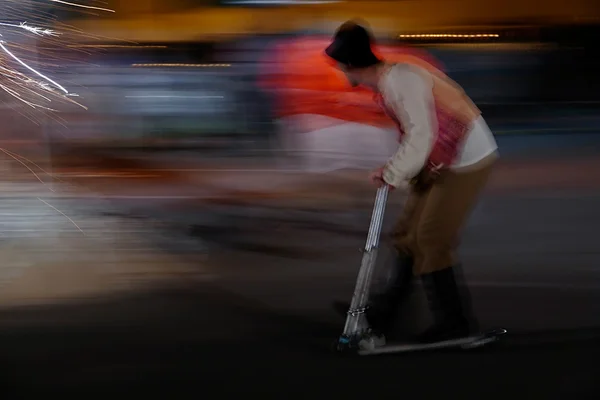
[331,337,358,354]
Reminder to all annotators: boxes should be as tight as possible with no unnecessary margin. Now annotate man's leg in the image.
[413,156,496,342]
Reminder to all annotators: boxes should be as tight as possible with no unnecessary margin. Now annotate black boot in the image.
[415,267,471,343]
[333,253,414,335]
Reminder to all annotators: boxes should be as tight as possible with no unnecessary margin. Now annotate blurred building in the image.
[36,0,600,154]
[66,0,600,41]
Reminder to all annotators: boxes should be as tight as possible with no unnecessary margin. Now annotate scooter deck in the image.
[358,328,507,356]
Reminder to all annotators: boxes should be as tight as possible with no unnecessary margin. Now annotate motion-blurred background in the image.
[1,1,599,397]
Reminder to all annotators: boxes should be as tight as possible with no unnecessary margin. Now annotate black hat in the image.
[325,21,381,68]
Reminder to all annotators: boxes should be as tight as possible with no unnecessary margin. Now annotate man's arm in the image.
[381,67,436,188]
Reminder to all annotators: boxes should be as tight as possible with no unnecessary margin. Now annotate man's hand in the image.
[370,166,391,188]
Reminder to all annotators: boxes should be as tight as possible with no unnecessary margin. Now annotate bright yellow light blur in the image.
[398,34,500,39]
[131,63,232,68]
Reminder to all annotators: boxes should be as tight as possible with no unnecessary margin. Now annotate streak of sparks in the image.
[2,147,66,183]
[38,197,86,235]
[1,1,114,115]
[0,147,53,191]
[0,22,58,37]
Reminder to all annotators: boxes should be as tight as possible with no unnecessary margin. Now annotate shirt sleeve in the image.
[381,67,436,188]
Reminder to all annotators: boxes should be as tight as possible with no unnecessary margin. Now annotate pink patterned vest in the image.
[374,78,472,174]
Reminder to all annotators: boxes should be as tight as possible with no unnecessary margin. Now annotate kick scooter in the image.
[334,185,506,355]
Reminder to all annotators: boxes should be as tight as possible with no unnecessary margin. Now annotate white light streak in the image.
[50,0,115,13]
[0,41,69,94]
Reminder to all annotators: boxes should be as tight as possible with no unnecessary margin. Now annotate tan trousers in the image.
[391,153,497,276]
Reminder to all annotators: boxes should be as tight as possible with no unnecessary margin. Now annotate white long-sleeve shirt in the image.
[379,63,498,188]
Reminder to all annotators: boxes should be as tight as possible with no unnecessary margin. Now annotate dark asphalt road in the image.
[0,284,598,398]
[1,194,599,398]
[1,134,600,398]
